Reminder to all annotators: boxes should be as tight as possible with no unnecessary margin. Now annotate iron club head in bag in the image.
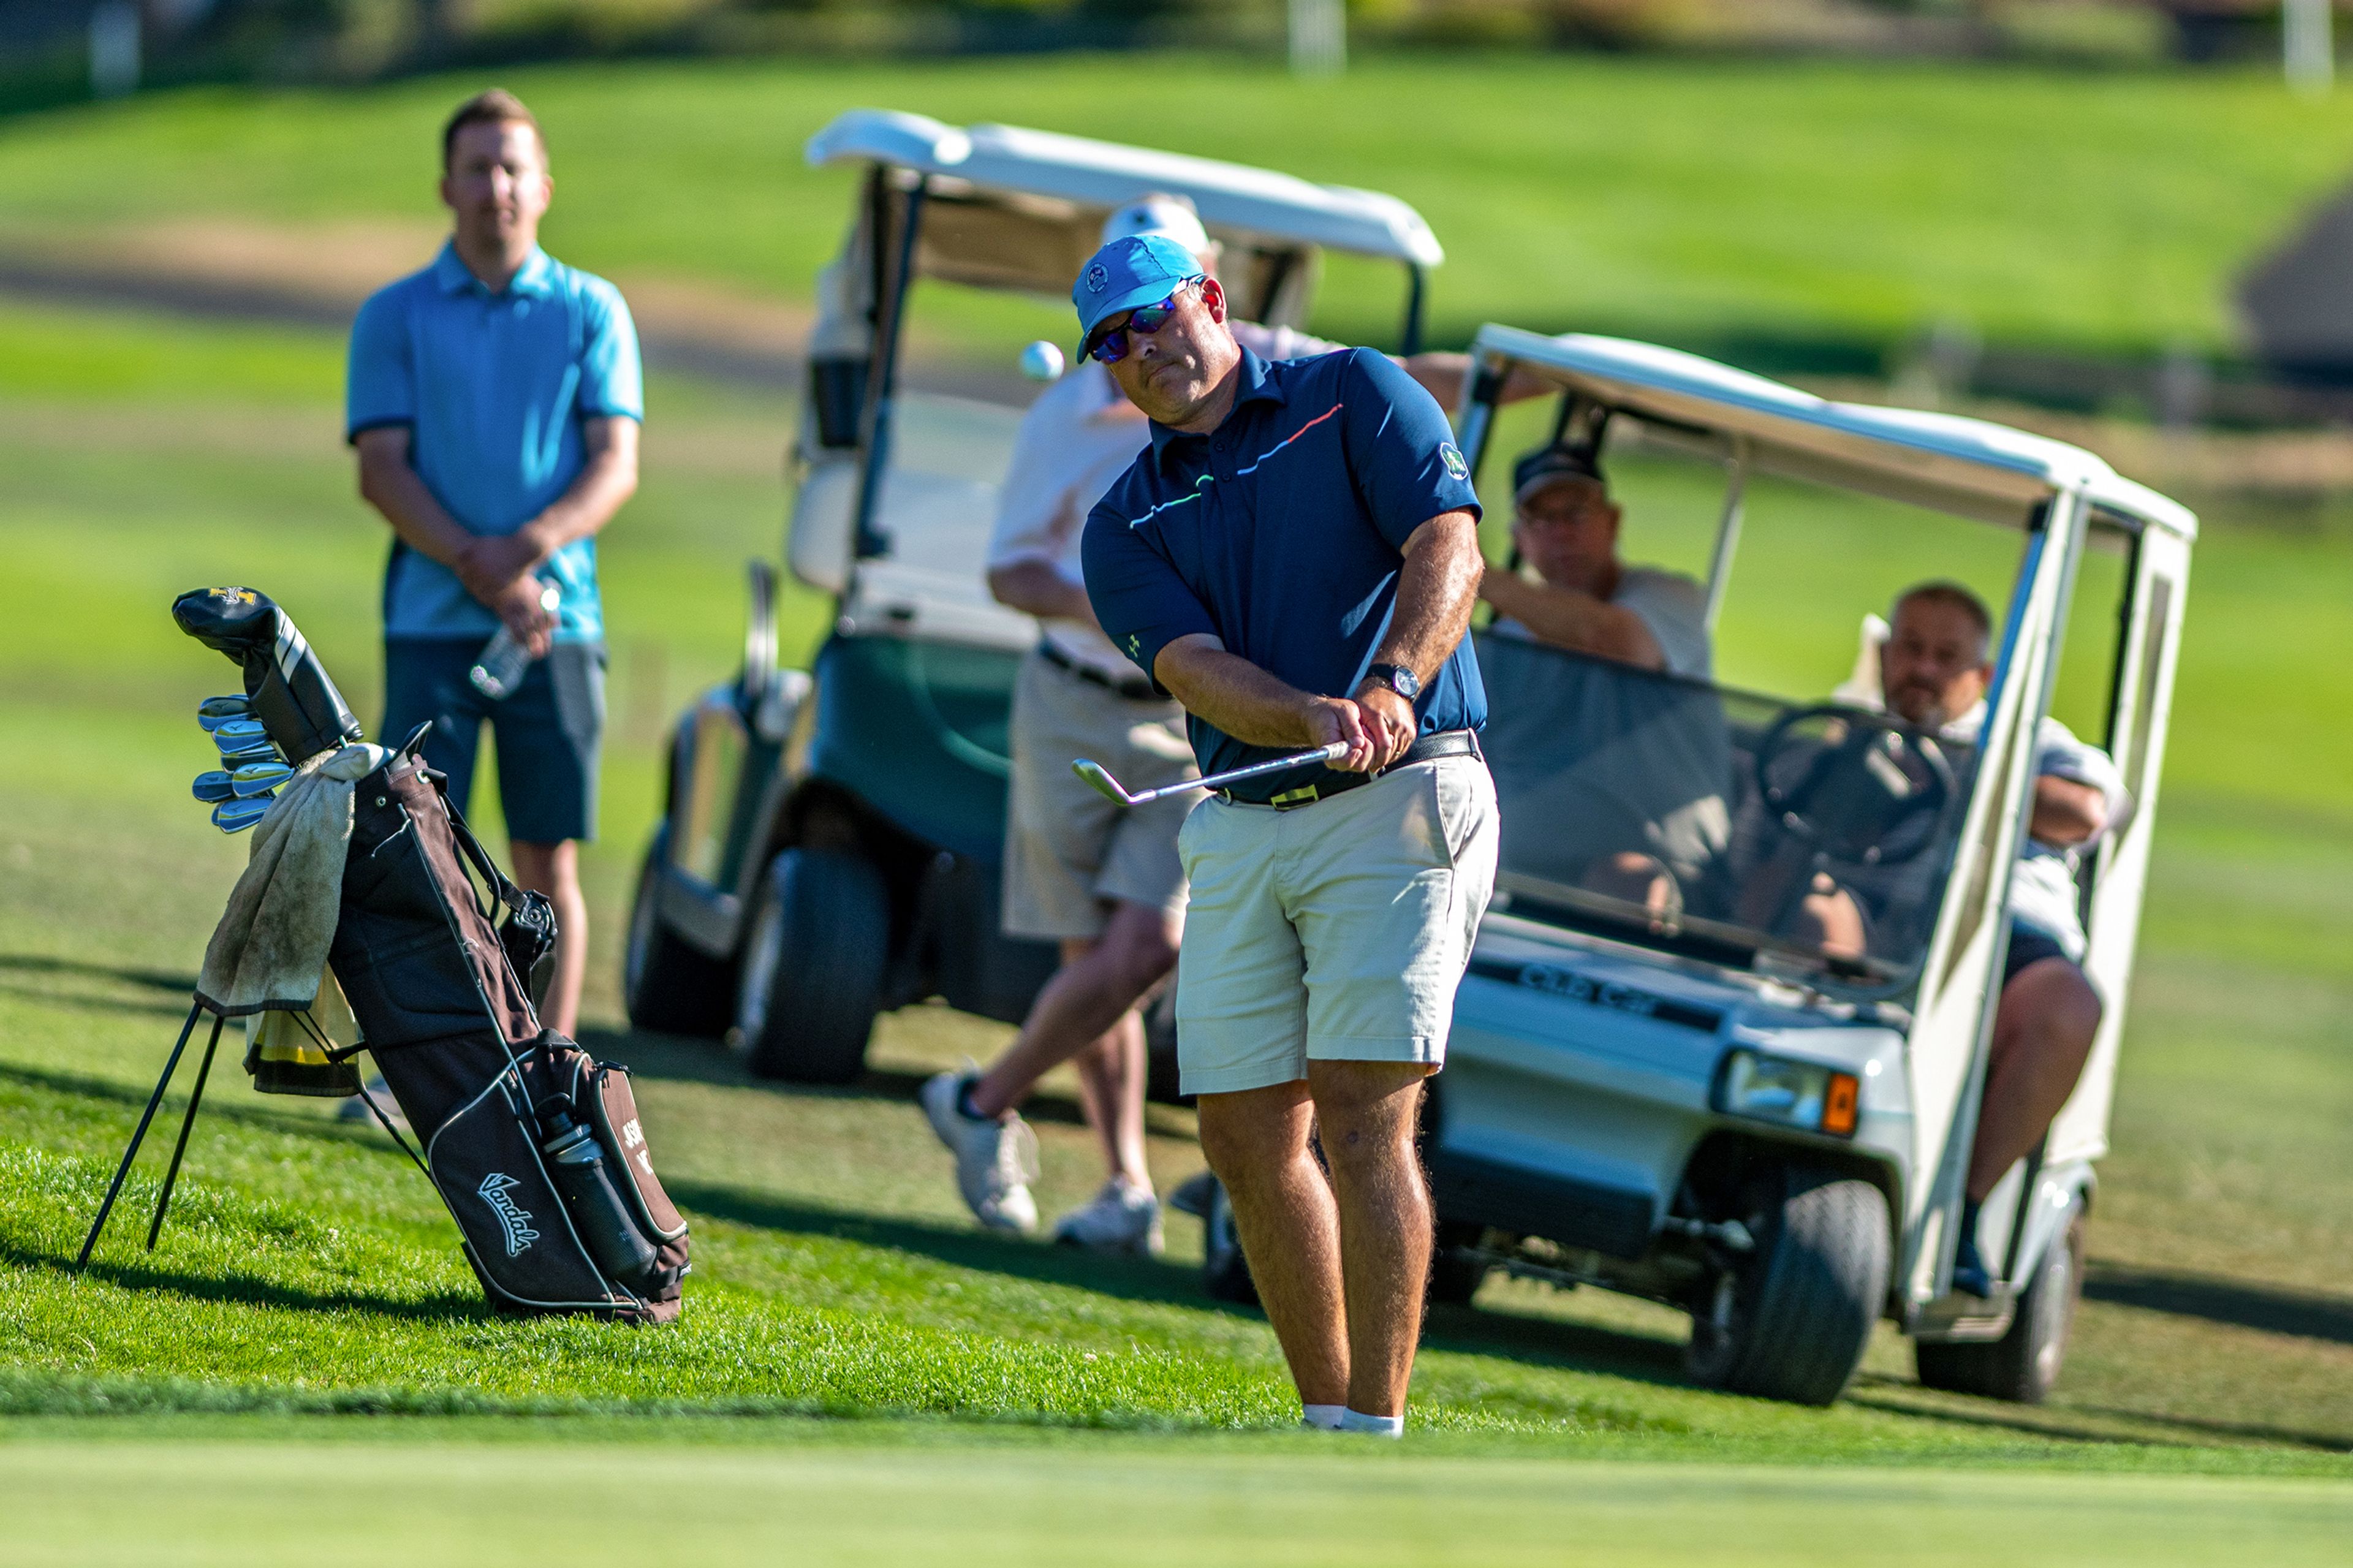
[197,695,253,732]
[211,718,273,758]
[192,770,235,803]
[211,796,272,833]
[218,743,278,770]
[230,760,293,798]
[1072,741,1351,808]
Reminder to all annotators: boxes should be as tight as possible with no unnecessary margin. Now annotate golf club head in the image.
[191,770,234,804]
[230,760,293,798]
[197,694,253,732]
[211,718,271,757]
[218,743,277,769]
[1071,758,1139,806]
[211,796,271,833]
[173,586,364,763]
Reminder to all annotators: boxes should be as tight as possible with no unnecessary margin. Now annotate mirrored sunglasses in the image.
[1088,279,1203,364]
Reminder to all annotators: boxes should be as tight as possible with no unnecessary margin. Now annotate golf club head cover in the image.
[173,586,363,763]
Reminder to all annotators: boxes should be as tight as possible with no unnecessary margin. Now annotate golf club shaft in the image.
[1132,740,1351,805]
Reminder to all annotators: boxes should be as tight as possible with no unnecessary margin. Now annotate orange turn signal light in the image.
[1822,1072,1860,1137]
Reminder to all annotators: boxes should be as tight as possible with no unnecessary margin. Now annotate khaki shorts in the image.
[1002,648,1197,941]
[1173,755,1499,1097]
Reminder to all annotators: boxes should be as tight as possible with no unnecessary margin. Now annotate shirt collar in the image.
[1146,345,1286,471]
[432,240,556,298]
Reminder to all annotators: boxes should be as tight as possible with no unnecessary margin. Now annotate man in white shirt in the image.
[922,195,1490,1249]
[1807,581,2126,1296]
[1476,443,1727,917]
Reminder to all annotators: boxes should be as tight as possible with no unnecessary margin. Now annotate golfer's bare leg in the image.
[509,839,585,1037]
[969,900,1178,1120]
[1307,1060,1435,1418]
[1195,1080,1349,1407]
[1968,958,2102,1202]
[1072,1009,1151,1188]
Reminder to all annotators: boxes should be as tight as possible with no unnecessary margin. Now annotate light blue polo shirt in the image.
[346,242,642,642]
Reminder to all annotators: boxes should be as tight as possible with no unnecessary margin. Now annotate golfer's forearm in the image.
[1477,567,1661,669]
[518,442,638,558]
[357,453,476,569]
[988,559,1097,625]
[1374,513,1483,682]
[2029,776,2107,845]
[1154,637,1325,749]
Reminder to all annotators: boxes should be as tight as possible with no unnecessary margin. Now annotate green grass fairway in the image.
[3,56,2351,357]
[7,1436,2350,1567]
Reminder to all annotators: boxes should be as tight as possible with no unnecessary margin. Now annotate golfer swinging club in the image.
[1077,235,1499,1436]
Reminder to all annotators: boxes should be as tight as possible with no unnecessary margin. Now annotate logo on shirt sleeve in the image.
[1439,442,1469,482]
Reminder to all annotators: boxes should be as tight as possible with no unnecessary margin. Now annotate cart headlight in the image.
[1716,1050,1860,1138]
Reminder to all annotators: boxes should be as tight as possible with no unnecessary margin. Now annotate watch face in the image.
[1379,664,1420,700]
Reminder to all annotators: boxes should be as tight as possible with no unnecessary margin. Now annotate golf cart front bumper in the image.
[1431,923,1912,1264]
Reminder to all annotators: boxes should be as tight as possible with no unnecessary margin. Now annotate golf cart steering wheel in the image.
[1751,703,1958,869]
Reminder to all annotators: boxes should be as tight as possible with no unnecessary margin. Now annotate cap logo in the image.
[1440,442,1468,482]
[1086,262,1108,295]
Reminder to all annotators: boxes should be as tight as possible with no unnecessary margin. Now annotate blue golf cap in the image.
[1073,234,1204,355]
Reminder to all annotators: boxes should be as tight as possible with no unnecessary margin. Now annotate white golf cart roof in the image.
[806,109,1445,267]
[1474,327,2197,540]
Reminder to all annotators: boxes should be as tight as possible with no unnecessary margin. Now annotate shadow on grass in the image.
[1850,1373,2352,1454]
[0,952,202,1021]
[4,1236,482,1323]
[2084,1262,2353,1348]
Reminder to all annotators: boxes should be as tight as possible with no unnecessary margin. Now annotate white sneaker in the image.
[921,1066,1039,1233]
[1052,1180,1164,1256]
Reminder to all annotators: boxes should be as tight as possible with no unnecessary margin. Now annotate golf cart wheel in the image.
[1685,1162,1890,1406]
[735,846,888,1084]
[1428,1221,1488,1308]
[623,829,735,1039]
[1915,1200,2086,1404]
[1201,1177,1259,1306]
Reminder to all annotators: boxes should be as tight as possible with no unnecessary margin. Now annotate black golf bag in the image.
[169,586,691,1322]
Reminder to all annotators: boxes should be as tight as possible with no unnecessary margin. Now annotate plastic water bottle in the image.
[469,581,561,701]
[539,1099,659,1287]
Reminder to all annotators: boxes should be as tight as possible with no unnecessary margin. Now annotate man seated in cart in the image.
[1795,581,2128,1297]
[1476,441,1729,922]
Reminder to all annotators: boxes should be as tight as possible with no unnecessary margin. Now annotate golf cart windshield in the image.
[1477,633,1974,988]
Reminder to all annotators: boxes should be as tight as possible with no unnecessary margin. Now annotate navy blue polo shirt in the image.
[1081,346,1485,803]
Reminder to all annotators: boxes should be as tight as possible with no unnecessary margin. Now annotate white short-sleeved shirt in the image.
[1941,702,2128,961]
[985,321,1336,678]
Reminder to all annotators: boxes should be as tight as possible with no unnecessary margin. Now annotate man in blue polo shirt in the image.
[346,89,641,1039]
[1077,235,1499,1437]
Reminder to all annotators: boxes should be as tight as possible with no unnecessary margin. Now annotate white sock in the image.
[1300,1403,1347,1431]
[1339,1409,1404,1438]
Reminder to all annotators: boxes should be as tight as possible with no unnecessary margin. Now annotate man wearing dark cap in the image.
[1075,233,1498,1438]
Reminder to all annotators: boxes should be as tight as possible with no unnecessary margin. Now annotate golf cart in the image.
[1202,329,2193,1407]
[623,110,1446,1082]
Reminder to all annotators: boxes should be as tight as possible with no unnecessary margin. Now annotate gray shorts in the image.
[1001,648,1196,941]
[382,637,604,844]
[1173,756,1499,1097]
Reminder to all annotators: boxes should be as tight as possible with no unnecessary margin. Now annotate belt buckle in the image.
[1269,784,1320,811]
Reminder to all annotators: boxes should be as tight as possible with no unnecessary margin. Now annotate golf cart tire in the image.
[623,830,735,1039]
[1915,1200,2086,1404]
[735,847,888,1085]
[1686,1163,1890,1407]
[1428,1221,1488,1307]
[1201,1178,1259,1306]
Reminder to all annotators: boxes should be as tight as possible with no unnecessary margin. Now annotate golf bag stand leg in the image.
[145,1016,228,1251]
[74,1001,220,1270]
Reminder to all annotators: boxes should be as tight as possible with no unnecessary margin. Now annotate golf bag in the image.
[170,586,691,1323]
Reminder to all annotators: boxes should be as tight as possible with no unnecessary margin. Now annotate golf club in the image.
[211,718,272,757]
[1073,740,1351,808]
[217,743,277,769]
[191,770,234,804]
[211,797,271,833]
[230,760,293,798]
[196,695,252,732]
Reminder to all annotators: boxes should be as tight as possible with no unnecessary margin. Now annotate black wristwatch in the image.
[1363,662,1421,701]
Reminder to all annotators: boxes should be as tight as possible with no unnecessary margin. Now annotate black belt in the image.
[1036,639,1161,702]
[1223,729,1483,811]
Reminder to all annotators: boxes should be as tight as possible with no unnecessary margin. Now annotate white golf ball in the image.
[1019,340,1066,382]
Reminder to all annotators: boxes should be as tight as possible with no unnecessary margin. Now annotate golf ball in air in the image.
[1019,341,1066,382]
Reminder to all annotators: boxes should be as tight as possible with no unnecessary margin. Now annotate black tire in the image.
[1428,1220,1488,1308]
[1915,1200,2086,1404]
[1202,1178,1259,1305]
[622,830,735,1039]
[1686,1162,1891,1406]
[1143,985,1187,1106]
[734,847,889,1084]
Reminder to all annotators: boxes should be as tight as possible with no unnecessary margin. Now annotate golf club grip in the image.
[173,587,363,761]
